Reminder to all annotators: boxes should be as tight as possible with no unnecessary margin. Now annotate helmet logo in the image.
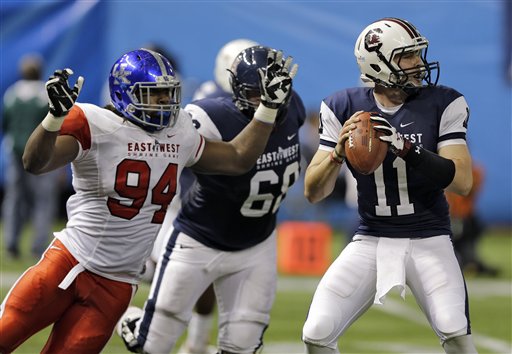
[157,75,172,83]
[364,28,383,52]
[111,63,132,84]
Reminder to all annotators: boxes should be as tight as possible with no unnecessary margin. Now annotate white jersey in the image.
[54,103,205,284]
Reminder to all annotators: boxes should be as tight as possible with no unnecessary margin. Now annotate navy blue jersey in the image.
[174,93,306,250]
[179,84,232,199]
[319,86,469,238]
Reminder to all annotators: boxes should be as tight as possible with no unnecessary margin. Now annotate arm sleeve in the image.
[402,141,455,189]
[59,105,91,159]
[318,101,342,151]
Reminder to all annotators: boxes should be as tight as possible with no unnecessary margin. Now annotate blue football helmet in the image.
[229,45,267,116]
[109,49,181,131]
[229,45,291,120]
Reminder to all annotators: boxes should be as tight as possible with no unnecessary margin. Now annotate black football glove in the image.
[46,68,84,117]
[258,50,298,109]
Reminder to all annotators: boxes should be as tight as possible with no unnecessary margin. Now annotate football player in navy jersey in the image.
[302,18,477,354]
[141,38,259,354]
[118,46,306,354]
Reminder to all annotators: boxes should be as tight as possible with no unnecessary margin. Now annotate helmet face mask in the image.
[354,18,439,89]
[127,83,181,128]
[109,49,181,132]
[229,45,268,117]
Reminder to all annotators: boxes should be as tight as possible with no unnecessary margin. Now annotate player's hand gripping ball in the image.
[344,112,388,175]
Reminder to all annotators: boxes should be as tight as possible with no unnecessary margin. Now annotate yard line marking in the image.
[466,279,512,298]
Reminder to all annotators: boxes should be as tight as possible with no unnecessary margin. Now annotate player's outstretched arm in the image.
[23,68,83,174]
[193,50,298,175]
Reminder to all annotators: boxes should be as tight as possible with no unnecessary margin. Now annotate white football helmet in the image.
[354,18,439,88]
[214,38,259,93]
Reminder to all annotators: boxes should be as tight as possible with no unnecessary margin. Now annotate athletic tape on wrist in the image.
[41,112,65,132]
[254,105,278,125]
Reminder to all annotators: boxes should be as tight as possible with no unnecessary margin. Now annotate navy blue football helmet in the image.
[229,45,291,120]
[109,49,181,131]
[229,45,267,116]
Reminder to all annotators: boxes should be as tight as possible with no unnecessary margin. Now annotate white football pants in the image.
[303,235,475,353]
[136,229,277,354]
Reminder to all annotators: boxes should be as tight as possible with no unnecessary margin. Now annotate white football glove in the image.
[46,68,84,117]
[254,50,298,124]
[371,115,410,157]
[258,50,297,109]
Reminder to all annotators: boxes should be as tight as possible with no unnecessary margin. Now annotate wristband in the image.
[401,142,456,189]
[330,149,344,165]
[254,104,278,125]
[41,112,65,132]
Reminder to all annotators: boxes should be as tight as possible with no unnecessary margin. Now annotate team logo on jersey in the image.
[111,63,132,84]
[192,119,201,129]
[364,28,383,52]
[127,141,180,159]
[256,143,300,169]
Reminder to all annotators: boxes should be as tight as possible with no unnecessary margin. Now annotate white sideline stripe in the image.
[261,342,304,353]
[466,278,512,298]
[0,273,20,288]
[378,298,512,353]
[356,341,442,353]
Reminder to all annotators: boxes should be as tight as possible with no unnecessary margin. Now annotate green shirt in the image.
[2,80,48,158]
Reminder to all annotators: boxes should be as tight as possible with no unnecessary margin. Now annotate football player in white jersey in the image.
[302,18,477,354]
[0,48,297,354]
[117,45,305,354]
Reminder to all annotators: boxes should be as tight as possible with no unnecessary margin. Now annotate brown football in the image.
[344,112,388,175]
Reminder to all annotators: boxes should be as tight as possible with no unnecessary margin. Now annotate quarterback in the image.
[302,18,477,354]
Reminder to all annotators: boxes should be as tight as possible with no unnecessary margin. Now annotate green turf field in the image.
[1,225,510,353]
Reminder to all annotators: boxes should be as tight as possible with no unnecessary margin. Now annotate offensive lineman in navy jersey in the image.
[119,46,305,354]
[302,18,477,354]
[141,38,259,354]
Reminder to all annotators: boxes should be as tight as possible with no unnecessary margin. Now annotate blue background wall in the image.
[1,1,510,224]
